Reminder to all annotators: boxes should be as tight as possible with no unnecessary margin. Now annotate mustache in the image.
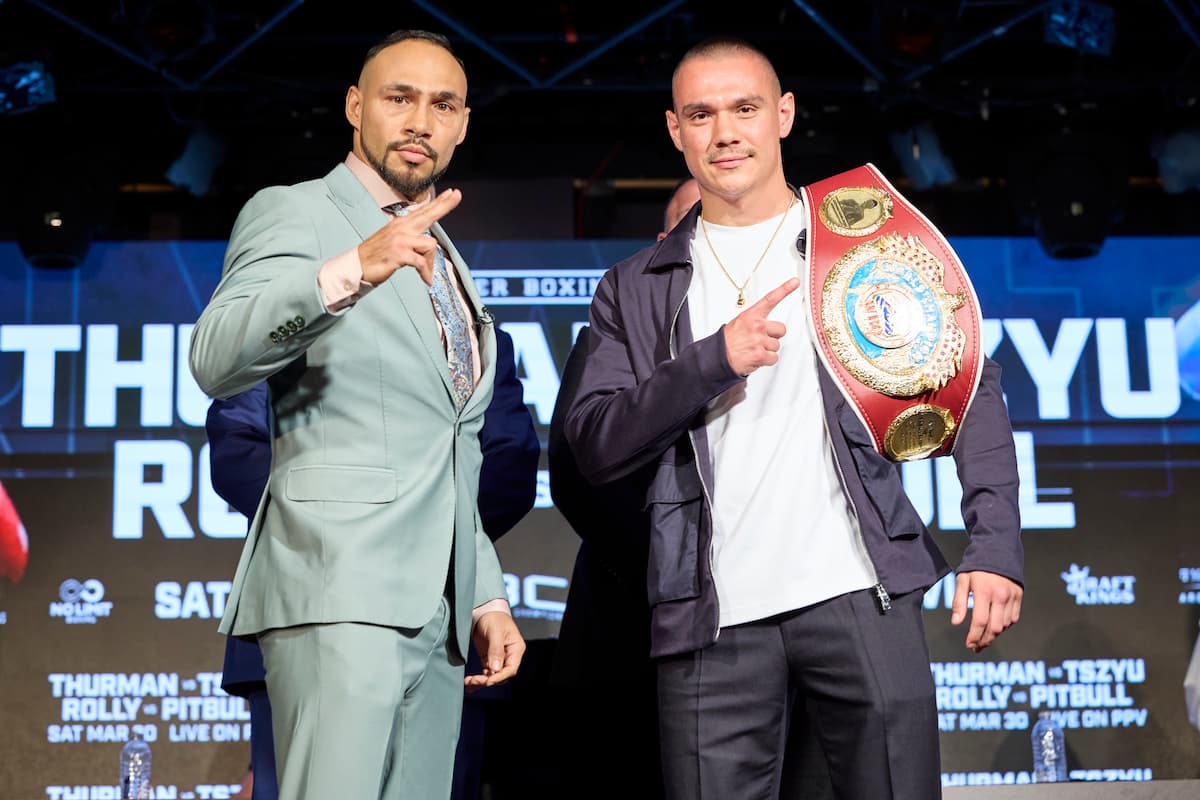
[709,148,754,163]
[391,138,438,160]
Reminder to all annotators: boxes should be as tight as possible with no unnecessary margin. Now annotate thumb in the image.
[486,635,505,674]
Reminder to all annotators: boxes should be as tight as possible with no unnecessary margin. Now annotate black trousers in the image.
[657,588,940,800]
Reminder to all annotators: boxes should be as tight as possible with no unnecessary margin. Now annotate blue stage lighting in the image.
[888,122,957,190]
[0,61,56,115]
[1153,129,1200,194]
[165,125,227,196]
[1045,0,1115,56]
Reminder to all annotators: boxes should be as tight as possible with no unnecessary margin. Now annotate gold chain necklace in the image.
[700,194,796,307]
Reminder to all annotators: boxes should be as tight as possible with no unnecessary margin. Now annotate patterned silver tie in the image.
[385,203,474,410]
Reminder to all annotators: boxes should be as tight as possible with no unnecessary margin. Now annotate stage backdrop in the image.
[0,236,1198,798]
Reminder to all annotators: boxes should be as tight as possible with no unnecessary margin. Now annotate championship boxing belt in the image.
[800,163,984,462]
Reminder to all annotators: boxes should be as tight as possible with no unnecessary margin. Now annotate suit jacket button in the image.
[269,331,280,344]
[294,315,306,328]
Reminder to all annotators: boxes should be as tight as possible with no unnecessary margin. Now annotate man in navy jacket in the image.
[209,328,539,800]
[565,38,1021,800]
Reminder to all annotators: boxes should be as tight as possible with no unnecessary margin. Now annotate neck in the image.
[700,182,795,226]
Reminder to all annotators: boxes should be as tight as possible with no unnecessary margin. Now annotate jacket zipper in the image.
[668,276,721,642]
[875,583,892,612]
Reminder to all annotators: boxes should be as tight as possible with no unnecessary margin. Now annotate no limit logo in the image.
[49,578,113,624]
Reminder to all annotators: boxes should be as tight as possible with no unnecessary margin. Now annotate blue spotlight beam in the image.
[411,0,541,87]
[791,0,889,84]
[192,0,306,88]
[22,0,191,90]
[540,0,690,88]
[903,1,1052,83]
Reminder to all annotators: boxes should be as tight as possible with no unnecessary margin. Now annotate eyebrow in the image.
[680,94,766,116]
[380,83,465,105]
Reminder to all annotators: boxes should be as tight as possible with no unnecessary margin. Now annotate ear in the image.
[778,91,796,139]
[346,85,363,131]
[665,109,683,153]
[456,106,471,146]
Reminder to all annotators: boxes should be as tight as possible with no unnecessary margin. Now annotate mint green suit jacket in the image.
[189,163,505,661]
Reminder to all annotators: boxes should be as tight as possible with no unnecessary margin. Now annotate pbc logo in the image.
[1061,564,1135,606]
[49,578,114,624]
[503,573,567,621]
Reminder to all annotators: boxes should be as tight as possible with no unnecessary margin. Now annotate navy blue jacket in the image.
[213,328,539,695]
[564,200,1023,658]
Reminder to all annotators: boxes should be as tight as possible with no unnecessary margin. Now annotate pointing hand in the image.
[723,277,801,377]
[358,189,462,286]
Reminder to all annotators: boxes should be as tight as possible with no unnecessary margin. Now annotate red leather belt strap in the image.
[800,163,984,461]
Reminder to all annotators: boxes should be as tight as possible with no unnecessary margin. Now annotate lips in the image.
[393,141,436,165]
[710,152,752,169]
[397,147,431,164]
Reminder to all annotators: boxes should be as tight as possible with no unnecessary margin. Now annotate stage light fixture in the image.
[1009,131,1126,260]
[888,122,957,190]
[165,124,226,196]
[0,61,56,116]
[1032,150,1116,260]
[1045,0,1115,56]
[128,0,216,64]
[16,206,92,270]
[874,0,954,64]
[1153,129,1200,194]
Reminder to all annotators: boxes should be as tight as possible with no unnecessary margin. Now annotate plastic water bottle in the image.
[1031,711,1067,783]
[120,733,152,799]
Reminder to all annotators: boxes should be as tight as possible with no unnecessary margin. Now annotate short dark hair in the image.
[363,29,463,70]
[672,37,780,98]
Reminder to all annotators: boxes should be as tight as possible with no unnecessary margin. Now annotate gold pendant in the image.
[736,291,746,307]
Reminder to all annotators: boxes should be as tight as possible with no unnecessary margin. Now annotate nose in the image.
[713,111,740,147]
[404,102,435,139]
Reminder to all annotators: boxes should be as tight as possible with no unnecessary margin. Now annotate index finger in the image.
[403,188,462,227]
[748,277,801,316]
[967,601,991,650]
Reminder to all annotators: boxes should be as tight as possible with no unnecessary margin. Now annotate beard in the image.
[363,137,449,199]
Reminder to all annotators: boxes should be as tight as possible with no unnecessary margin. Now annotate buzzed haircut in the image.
[363,29,463,70]
[671,37,782,101]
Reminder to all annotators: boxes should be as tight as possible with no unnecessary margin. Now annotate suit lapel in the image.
[322,164,455,402]
[324,163,386,241]
[389,270,456,403]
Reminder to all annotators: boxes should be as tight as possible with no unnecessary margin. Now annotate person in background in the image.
[190,29,529,799]
[565,38,1022,800]
[657,178,701,241]
[546,178,699,799]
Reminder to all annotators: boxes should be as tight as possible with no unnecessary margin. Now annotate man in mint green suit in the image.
[188,30,526,800]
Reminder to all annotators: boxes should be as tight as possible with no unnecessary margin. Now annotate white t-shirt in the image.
[687,200,877,628]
